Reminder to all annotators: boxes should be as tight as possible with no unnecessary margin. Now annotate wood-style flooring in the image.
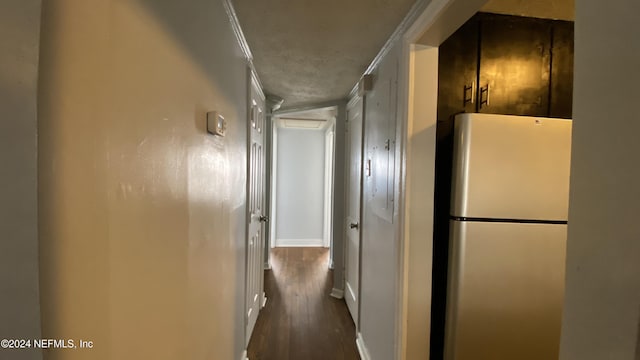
[247,247,360,360]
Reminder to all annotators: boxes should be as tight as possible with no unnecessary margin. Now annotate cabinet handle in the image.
[479,84,490,108]
[463,82,475,105]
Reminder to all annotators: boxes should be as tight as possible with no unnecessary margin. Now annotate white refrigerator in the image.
[444,113,572,360]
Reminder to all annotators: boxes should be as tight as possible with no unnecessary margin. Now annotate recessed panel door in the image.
[246,75,266,346]
[345,97,364,326]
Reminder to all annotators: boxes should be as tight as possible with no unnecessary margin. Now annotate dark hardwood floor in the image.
[247,247,360,360]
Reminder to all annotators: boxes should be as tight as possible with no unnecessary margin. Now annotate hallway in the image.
[248,248,360,360]
[3,1,639,360]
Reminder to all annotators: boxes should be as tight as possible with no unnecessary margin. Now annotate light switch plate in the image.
[207,111,226,137]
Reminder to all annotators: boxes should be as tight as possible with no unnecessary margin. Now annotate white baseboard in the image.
[330,287,344,299]
[276,238,324,247]
[356,333,371,360]
[264,260,272,270]
[240,350,248,360]
[261,292,267,308]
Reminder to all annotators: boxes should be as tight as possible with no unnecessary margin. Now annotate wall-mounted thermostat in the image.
[207,111,226,137]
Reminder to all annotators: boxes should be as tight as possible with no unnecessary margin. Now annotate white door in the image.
[246,75,266,345]
[345,97,364,325]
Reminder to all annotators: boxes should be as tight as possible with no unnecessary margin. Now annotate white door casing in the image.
[324,128,335,248]
[345,96,364,327]
[246,73,266,346]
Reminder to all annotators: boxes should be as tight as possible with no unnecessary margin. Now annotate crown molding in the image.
[223,0,265,97]
[347,0,430,100]
[347,92,363,110]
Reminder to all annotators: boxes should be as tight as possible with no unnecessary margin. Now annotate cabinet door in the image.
[437,16,479,124]
[550,20,574,119]
[478,14,552,116]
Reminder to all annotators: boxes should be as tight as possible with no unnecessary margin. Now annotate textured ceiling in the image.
[232,0,417,109]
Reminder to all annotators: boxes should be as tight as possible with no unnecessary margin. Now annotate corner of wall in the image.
[0,2,43,358]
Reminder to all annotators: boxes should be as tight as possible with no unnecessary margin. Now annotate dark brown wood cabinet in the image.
[478,14,552,116]
[550,20,575,118]
[437,16,479,124]
[437,13,574,122]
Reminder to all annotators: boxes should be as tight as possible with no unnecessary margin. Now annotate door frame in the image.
[269,105,338,252]
[263,105,274,269]
[323,126,335,249]
[395,0,487,358]
[268,115,278,251]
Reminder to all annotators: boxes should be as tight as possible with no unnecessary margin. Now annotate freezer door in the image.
[451,113,572,221]
[445,220,566,360]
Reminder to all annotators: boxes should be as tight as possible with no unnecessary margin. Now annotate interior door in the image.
[345,97,364,325]
[246,75,266,345]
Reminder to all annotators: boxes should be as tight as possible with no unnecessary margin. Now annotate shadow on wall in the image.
[138,0,246,110]
[125,0,251,357]
[637,312,640,360]
[134,0,255,353]
[37,0,251,359]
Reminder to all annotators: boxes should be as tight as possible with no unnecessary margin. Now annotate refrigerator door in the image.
[445,220,566,360]
[451,113,572,221]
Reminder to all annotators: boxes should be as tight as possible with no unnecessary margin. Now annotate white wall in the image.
[402,45,438,360]
[38,1,249,359]
[0,1,43,359]
[275,128,326,246]
[357,42,403,360]
[560,0,640,359]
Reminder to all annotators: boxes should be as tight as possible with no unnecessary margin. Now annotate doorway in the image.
[269,106,337,254]
[399,0,575,358]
